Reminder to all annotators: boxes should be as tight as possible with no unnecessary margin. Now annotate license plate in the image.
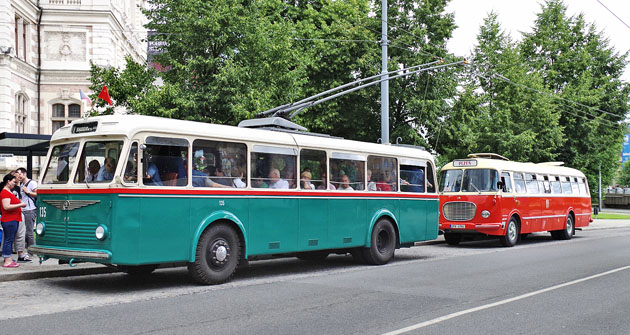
[450,224,465,229]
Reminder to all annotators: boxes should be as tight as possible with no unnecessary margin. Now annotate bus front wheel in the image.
[499,217,519,247]
[362,219,396,265]
[189,223,241,285]
[444,233,462,245]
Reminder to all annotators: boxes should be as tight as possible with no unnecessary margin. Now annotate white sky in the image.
[446,0,630,82]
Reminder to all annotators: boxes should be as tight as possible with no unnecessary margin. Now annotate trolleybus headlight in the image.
[36,222,45,236]
[95,225,108,241]
[481,210,491,218]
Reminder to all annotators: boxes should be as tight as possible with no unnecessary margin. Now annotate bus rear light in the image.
[36,222,45,236]
[95,225,108,241]
[481,210,491,218]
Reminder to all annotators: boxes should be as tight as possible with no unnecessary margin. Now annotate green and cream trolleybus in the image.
[31,115,439,284]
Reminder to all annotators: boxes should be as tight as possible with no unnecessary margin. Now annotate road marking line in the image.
[382,264,630,335]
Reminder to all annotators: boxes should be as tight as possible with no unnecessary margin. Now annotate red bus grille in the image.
[443,202,476,221]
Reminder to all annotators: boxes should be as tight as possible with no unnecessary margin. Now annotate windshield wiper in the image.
[469,182,481,194]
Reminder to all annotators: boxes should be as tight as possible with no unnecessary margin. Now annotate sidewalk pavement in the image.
[1,216,629,283]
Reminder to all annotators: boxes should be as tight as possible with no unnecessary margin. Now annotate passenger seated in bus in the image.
[85,160,100,182]
[211,168,232,187]
[401,167,424,192]
[376,172,392,192]
[338,174,353,191]
[300,171,315,190]
[96,157,116,181]
[144,162,163,186]
[124,161,137,182]
[192,166,208,187]
[367,170,377,191]
[232,167,246,188]
[252,176,268,188]
[268,168,289,189]
[316,170,336,190]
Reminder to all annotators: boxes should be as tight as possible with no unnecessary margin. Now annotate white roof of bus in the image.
[441,157,586,178]
[52,115,433,161]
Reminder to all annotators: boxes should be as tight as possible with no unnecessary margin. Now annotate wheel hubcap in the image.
[208,239,230,268]
[508,222,517,241]
[377,230,389,253]
[567,218,573,234]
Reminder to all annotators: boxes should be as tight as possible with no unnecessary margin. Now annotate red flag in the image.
[98,86,112,105]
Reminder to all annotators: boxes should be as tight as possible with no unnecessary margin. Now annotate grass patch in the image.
[592,213,630,220]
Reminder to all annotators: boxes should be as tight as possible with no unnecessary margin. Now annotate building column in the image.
[0,1,14,131]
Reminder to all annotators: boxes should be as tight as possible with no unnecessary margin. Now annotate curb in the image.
[0,266,118,282]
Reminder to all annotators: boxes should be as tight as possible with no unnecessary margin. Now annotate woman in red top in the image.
[1,173,26,268]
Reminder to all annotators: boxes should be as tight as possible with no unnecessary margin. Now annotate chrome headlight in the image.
[36,222,45,235]
[95,225,108,240]
[481,210,491,218]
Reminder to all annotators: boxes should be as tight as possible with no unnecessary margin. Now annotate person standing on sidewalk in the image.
[9,171,30,262]
[17,168,37,252]
[1,173,26,268]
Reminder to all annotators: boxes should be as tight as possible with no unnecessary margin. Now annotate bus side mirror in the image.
[139,144,147,151]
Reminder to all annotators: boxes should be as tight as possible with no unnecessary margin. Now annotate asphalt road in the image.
[2,227,630,335]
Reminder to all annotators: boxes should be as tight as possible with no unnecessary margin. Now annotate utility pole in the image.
[380,0,389,144]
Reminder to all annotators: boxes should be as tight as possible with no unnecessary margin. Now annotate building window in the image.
[51,102,82,134]
[53,104,65,117]
[16,94,28,133]
[68,104,81,118]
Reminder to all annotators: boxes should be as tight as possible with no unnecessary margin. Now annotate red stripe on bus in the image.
[37,188,439,199]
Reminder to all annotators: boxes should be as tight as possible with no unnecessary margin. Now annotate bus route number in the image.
[39,206,47,218]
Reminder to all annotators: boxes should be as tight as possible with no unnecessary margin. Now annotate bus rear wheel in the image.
[499,217,519,247]
[362,219,396,265]
[551,215,574,240]
[188,223,241,285]
[444,233,462,245]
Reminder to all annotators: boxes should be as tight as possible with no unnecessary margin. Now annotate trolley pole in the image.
[380,0,389,144]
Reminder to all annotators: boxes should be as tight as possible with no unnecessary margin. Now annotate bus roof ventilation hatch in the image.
[467,153,509,161]
[238,117,307,131]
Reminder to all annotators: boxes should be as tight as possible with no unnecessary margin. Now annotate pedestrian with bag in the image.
[1,173,26,268]
[17,168,37,252]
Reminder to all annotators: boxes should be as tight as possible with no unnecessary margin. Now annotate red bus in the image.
[439,153,592,247]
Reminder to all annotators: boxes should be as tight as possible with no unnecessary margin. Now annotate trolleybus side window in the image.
[251,145,297,189]
[525,173,539,194]
[500,171,513,193]
[400,160,427,193]
[513,172,526,193]
[123,142,138,184]
[192,139,247,188]
[440,169,462,192]
[299,149,326,190]
[542,175,552,194]
[330,153,366,191]
[561,176,572,194]
[571,177,579,194]
[578,178,587,194]
[368,155,398,192]
[43,142,80,184]
[462,169,499,192]
[537,174,545,194]
[73,141,124,184]
[143,136,189,187]
[550,176,562,194]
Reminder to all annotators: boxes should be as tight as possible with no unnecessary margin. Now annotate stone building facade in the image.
[0,0,147,136]
[0,0,147,174]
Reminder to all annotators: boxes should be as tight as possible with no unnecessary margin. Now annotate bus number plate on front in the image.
[450,224,465,229]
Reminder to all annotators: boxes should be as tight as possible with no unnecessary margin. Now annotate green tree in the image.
[616,159,630,187]
[520,0,629,196]
[440,13,563,164]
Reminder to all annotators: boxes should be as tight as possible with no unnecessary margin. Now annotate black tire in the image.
[499,217,519,247]
[188,223,241,285]
[551,215,574,240]
[444,233,462,246]
[296,251,329,261]
[118,264,158,277]
[350,248,367,263]
[362,219,396,265]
